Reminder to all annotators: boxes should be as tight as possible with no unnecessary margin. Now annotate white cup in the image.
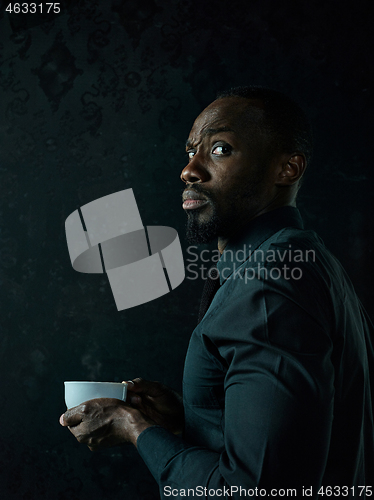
[64,381,128,409]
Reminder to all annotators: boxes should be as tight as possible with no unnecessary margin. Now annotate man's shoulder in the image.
[220,221,353,303]
[248,226,330,274]
[238,225,350,309]
[261,226,324,254]
[259,226,340,274]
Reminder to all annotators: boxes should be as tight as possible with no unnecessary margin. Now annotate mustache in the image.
[182,184,216,202]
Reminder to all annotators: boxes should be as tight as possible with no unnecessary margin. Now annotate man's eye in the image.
[212,145,231,155]
[187,151,195,159]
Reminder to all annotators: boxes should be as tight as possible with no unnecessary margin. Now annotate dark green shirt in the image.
[138,207,374,498]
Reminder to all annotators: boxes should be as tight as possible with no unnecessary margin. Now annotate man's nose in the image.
[180,154,209,184]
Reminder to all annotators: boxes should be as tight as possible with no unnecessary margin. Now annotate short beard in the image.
[185,208,221,244]
[183,171,265,245]
[185,200,236,244]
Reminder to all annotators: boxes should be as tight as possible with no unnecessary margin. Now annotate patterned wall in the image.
[0,1,372,499]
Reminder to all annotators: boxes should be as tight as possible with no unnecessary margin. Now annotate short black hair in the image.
[216,86,313,166]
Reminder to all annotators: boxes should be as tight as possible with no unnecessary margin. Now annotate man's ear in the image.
[275,153,306,186]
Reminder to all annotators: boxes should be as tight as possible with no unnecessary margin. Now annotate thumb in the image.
[59,406,84,427]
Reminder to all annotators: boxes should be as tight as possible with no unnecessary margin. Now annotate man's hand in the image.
[59,398,155,451]
[127,378,184,435]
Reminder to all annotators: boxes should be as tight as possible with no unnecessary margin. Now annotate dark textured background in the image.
[0,1,373,499]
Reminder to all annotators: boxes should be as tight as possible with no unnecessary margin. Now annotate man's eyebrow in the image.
[185,127,234,149]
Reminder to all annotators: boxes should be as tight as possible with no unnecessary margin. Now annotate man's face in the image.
[181,97,278,244]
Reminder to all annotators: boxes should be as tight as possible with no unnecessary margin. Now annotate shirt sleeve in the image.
[137,249,335,498]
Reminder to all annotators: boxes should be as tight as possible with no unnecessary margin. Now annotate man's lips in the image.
[182,189,209,210]
[183,199,209,209]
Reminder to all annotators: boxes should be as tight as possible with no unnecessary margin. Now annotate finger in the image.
[125,378,146,392]
[127,394,142,405]
[125,378,163,397]
[125,379,140,392]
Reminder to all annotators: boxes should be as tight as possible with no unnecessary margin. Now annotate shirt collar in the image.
[216,206,304,284]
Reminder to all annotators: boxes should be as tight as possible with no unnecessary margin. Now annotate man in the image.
[60,87,374,498]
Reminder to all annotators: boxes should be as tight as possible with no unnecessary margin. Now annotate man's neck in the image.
[217,202,297,254]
